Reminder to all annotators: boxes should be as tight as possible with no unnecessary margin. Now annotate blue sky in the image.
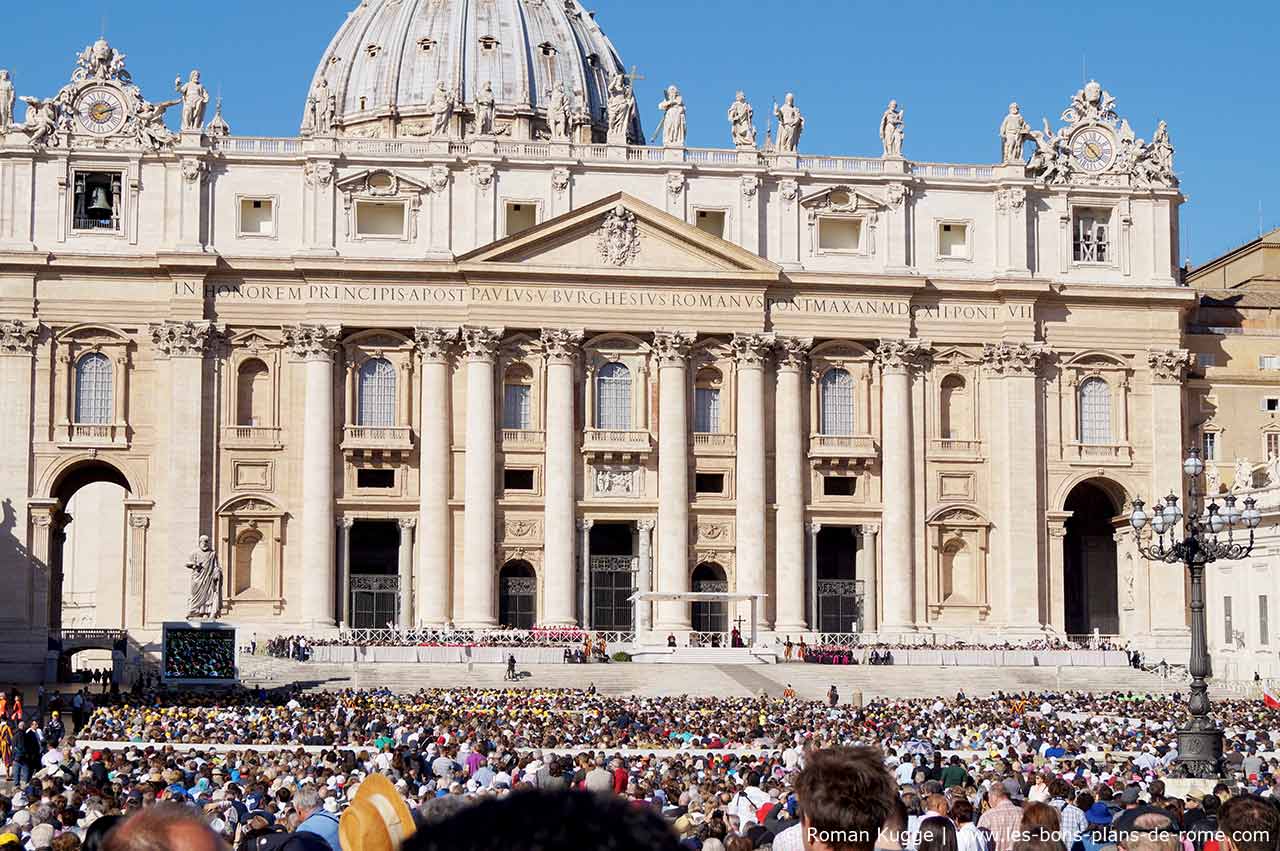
[2,0,1275,266]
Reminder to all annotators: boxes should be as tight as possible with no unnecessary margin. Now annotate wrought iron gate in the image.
[817,579,864,633]
[590,556,636,631]
[350,574,399,629]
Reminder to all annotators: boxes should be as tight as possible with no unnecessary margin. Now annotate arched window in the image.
[819,368,854,436]
[236,359,271,427]
[939,374,968,440]
[502,363,533,430]
[357,358,397,427]
[595,362,631,430]
[693,367,722,434]
[1078,377,1112,444]
[74,352,113,424]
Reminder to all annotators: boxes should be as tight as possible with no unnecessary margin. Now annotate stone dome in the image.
[304,0,640,141]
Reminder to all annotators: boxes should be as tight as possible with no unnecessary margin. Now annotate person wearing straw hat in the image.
[339,773,416,851]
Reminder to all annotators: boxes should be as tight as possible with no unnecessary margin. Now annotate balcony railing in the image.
[929,437,983,456]
[501,428,545,450]
[808,433,877,460]
[691,432,736,453]
[341,425,413,452]
[589,555,638,573]
[1069,442,1132,464]
[60,422,127,448]
[223,425,282,448]
[582,429,652,457]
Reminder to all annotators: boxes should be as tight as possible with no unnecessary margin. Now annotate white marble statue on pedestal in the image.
[0,70,14,132]
[727,91,755,147]
[185,534,223,620]
[879,99,904,157]
[427,82,455,138]
[657,85,685,147]
[1205,462,1222,496]
[175,70,209,131]
[547,83,571,141]
[1233,457,1254,492]
[606,72,635,145]
[135,99,180,150]
[475,81,496,136]
[309,78,335,135]
[19,95,59,149]
[773,93,804,153]
[1266,453,1280,488]
[999,102,1031,162]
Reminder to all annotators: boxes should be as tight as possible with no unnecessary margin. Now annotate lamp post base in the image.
[1175,723,1223,778]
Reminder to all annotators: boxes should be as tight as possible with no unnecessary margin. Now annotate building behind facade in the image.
[0,0,1201,679]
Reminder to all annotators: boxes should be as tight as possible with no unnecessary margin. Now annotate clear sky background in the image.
[1,0,1275,267]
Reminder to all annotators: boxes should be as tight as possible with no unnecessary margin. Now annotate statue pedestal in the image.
[607,144,628,161]
[881,156,908,175]
[994,163,1030,180]
[427,139,451,156]
[175,129,206,151]
[736,146,761,166]
[772,152,798,170]
[664,146,685,163]
[470,136,497,157]
[549,141,572,160]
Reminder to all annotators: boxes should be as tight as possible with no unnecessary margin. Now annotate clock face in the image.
[1070,127,1116,173]
[76,88,127,136]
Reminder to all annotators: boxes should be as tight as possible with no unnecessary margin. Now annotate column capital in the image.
[539,328,585,364]
[284,323,342,361]
[398,517,418,530]
[0,319,40,356]
[729,333,773,368]
[414,326,459,363]
[858,523,881,536]
[636,518,656,532]
[576,518,594,532]
[459,326,504,362]
[128,514,151,529]
[338,516,355,529]
[981,341,1052,377]
[150,320,216,359]
[651,330,697,366]
[1147,348,1193,384]
[876,338,932,373]
[773,336,812,371]
[806,521,822,535]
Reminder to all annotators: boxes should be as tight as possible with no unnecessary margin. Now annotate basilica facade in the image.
[0,0,1195,678]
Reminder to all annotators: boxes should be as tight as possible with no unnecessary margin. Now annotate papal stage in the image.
[0,0,1210,678]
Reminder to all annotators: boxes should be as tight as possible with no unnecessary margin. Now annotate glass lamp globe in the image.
[1129,499,1148,531]
[1151,512,1167,534]
[1224,495,1242,526]
[1243,497,1262,529]
[1209,507,1226,533]
[1162,495,1182,524]
[1183,451,1204,478]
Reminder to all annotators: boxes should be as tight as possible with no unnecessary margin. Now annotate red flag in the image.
[1263,687,1280,709]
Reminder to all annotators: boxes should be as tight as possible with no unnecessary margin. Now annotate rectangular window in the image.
[938,222,970,259]
[1201,432,1218,461]
[356,468,396,489]
[1072,207,1112,263]
[1224,596,1234,645]
[355,201,407,238]
[693,387,720,433]
[818,217,862,252]
[1265,398,1280,413]
[504,202,537,237]
[1268,432,1280,459]
[695,209,726,239]
[73,171,123,233]
[503,384,532,430]
[823,476,856,496]
[1260,356,1280,370]
[503,468,535,492]
[694,473,725,495]
[238,198,275,236]
[1261,595,1269,646]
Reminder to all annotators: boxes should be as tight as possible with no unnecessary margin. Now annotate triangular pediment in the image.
[459,192,780,278]
[799,185,887,213]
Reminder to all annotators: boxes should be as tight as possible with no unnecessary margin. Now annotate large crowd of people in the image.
[0,682,1276,850]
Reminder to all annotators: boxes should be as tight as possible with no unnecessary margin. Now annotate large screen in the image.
[162,626,237,682]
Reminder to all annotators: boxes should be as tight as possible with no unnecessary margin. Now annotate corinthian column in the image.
[459,326,503,628]
[284,324,341,626]
[1148,349,1193,635]
[152,320,215,620]
[397,518,416,629]
[876,338,929,632]
[653,331,696,631]
[541,328,585,626]
[982,341,1050,631]
[414,327,458,627]
[0,321,40,630]
[773,337,810,633]
[732,333,771,628]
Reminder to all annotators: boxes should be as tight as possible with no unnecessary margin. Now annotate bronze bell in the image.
[87,185,113,215]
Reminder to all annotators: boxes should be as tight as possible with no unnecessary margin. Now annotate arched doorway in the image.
[50,461,131,632]
[498,560,536,629]
[1063,480,1120,635]
[691,562,728,633]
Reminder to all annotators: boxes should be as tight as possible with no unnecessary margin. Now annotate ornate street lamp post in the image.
[1128,447,1261,777]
